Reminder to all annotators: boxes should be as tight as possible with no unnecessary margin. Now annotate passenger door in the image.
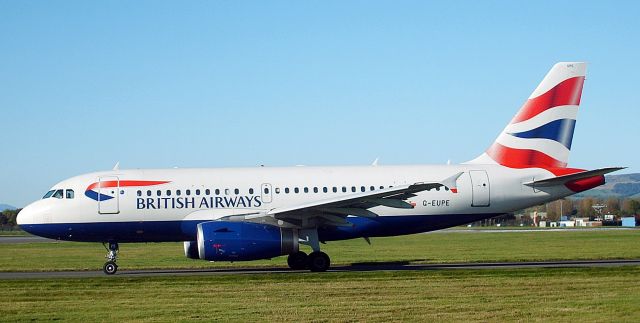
[98,176,120,214]
[469,170,490,207]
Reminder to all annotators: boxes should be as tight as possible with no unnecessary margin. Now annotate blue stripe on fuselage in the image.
[19,213,504,243]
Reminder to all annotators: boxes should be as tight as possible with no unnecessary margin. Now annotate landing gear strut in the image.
[102,242,119,275]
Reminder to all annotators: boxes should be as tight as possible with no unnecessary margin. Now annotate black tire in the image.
[103,261,118,275]
[287,251,308,270]
[307,251,330,272]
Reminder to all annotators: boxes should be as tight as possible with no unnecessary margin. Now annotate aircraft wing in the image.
[256,172,463,228]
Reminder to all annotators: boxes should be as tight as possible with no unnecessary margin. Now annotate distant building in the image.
[621,217,637,227]
[560,220,575,227]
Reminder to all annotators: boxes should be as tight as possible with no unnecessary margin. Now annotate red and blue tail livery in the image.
[469,63,586,171]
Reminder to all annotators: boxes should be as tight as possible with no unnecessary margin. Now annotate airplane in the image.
[17,62,623,274]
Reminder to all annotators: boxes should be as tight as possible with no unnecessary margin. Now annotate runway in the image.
[1,259,638,279]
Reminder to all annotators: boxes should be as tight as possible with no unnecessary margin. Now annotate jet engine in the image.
[196,221,298,261]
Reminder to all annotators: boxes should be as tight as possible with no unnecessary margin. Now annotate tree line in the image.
[0,209,21,230]
[537,197,640,222]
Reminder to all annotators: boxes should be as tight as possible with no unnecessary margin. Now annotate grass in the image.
[1,267,639,321]
[0,229,638,272]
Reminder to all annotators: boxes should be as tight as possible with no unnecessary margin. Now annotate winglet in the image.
[442,172,464,193]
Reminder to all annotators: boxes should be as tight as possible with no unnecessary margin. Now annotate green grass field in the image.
[1,229,639,321]
[1,267,639,321]
[0,229,638,272]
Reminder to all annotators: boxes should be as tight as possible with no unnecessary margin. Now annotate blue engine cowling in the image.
[196,221,298,261]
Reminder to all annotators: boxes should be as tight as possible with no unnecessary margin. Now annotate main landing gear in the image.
[102,242,119,275]
[286,251,331,272]
[287,229,331,272]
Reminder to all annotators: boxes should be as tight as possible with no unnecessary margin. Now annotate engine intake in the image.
[196,221,298,261]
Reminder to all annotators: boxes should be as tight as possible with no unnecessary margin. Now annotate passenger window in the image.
[205,189,210,195]
[43,190,55,199]
[234,188,239,195]
[66,189,74,199]
[294,187,300,193]
[166,190,171,196]
[351,186,356,192]
[275,188,281,194]
[52,189,64,199]
[304,187,309,193]
[147,190,152,197]
[136,190,142,197]
[285,187,290,194]
[332,187,337,193]
[224,189,229,195]
[380,186,384,189]
[215,189,220,195]
[313,187,318,193]
[157,190,162,196]
[323,187,328,193]
[249,188,254,194]
[176,190,181,196]
[342,187,347,193]
[370,186,375,191]
[186,189,191,196]
[264,187,269,194]
[196,189,201,195]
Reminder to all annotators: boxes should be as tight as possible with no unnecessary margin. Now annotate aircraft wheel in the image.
[103,261,118,275]
[307,251,330,272]
[287,251,308,270]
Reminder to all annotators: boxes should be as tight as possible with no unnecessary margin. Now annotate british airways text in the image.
[136,195,262,209]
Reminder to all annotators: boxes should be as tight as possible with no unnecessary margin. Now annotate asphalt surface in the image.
[0,236,53,243]
[1,259,639,279]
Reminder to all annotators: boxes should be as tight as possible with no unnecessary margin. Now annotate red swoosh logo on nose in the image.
[86,180,170,191]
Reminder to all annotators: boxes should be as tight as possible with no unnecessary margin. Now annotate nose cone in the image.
[16,201,50,236]
[16,204,34,226]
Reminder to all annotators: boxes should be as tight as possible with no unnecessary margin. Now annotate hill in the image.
[0,204,16,211]
[574,173,640,198]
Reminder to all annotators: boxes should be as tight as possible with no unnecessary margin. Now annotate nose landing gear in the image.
[102,242,119,275]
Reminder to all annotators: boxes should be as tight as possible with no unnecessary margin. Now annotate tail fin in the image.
[467,62,586,169]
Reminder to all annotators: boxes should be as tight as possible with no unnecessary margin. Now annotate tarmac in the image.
[1,259,638,279]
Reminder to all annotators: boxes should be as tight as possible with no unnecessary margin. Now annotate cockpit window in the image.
[66,189,75,199]
[52,189,64,199]
[42,190,55,199]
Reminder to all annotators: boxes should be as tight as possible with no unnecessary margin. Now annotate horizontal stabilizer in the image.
[524,167,625,187]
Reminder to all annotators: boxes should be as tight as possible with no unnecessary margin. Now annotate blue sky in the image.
[1,1,638,207]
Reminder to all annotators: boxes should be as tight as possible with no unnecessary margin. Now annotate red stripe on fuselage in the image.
[86,180,170,191]
[511,76,584,124]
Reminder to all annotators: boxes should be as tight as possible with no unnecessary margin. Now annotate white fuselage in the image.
[18,164,573,243]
